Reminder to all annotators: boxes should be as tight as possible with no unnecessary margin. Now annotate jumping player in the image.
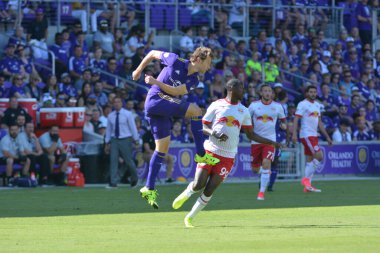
[248,84,287,200]
[292,85,333,192]
[132,47,219,209]
[172,79,283,228]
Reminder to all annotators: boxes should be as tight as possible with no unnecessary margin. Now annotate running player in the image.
[248,84,287,200]
[292,85,333,192]
[132,47,219,209]
[172,79,283,228]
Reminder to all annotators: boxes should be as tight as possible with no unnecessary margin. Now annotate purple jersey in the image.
[50,44,69,64]
[9,85,27,97]
[356,3,371,30]
[58,83,78,97]
[68,55,87,75]
[149,52,198,97]
[0,56,22,74]
[353,130,372,141]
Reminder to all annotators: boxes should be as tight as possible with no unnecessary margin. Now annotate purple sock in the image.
[146,151,165,190]
[191,116,205,157]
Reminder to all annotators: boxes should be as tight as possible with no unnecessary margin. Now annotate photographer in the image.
[0,124,30,187]
[39,126,68,184]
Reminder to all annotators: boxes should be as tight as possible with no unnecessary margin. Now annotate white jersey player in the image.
[172,79,283,228]
[292,85,332,193]
[248,84,286,200]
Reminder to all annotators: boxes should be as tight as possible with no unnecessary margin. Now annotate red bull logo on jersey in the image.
[256,114,274,123]
[308,111,319,117]
[217,116,241,128]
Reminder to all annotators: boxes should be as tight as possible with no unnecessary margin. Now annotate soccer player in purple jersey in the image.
[132,47,219,208]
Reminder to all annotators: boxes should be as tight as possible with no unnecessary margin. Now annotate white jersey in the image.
[202,99,252,158]
[295,99,322,138]
[248,100,286,144]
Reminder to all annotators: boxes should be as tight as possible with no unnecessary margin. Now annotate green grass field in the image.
[0,180,379,253]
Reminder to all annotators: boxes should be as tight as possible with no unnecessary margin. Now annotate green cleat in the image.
[194,153,220,166]
[172,191,189,210]
[140,186,159,209]
[184,216,194,228]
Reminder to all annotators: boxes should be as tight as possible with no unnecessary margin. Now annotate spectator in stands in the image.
[348,94,362,115]
[131,46,146,70]
[264,54,279,83]
[39,125,69,184]
[86,93,103,115]
[41,94,55,108]
[209,72,224,100]
[58,72,78,99]
[0,124,30,187]
[83,109,94,133]
[105,96,139,188]
[10,75,28,98]
[71,2,88,32]
[90,108,104,134]
[373,120,380,140]
[16,44,38,80]
[26,8,48,60]
[365,99,377,123]
[180,27,195,58]
[356,0,372,45]
[118,57,133,81]
[72,32,90,58]
[102,57,119,92]
[113,28,125,59]
[1,97,32,128]
[142,128,174,184]
[228,0,246,34]
[94,19,115,57]
[55,93,67,108]
[320,83,338,113]
[68,45,88,81]
[8,26,27,47]
[16,114,26,133]
[49,32,69,77]
[62,29,72,53]
[78,83,93,107]
[171,120,186,144]
[194,26,209,48]
[67,97,77,107]
[332,118,352,142]
[90,47,107,71]
[93,81,108,107]
[245,51,261,80]
[353,116,372,141]
[0,73,9,98]
[43,75,59,100]
[20,122,50,185]
[24,74,42,100]
[0,43,24,78]
[75,68,92,92]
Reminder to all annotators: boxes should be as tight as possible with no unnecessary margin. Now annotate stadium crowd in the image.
[0,0,379,186]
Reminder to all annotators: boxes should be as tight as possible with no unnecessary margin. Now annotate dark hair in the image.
[226,79,242,90]
[8,123,18,128]
[278,90,287,101]
[305,85,317,92]
[259,83,272,91]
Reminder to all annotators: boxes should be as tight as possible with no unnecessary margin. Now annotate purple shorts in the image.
[145,92,190,139]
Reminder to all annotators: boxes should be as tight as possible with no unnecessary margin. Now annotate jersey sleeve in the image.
[202,102,217,125]
[242,108,253,129]
[160,52,178,67]
[295,102,305,118]
[278,104,286,120]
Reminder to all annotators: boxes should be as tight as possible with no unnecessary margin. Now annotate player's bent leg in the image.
[184,173,222,228]
[173,167,209,210]
[186,104,220,166]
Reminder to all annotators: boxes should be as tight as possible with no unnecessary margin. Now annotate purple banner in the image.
[134,143,380,180]
[318,143,380,174]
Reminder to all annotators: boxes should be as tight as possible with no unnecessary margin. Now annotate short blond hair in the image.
[190,47,213,62]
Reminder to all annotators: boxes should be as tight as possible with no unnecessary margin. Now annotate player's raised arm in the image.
[144,75,188,96]
[243,128,283,148]
[132,50,162,81]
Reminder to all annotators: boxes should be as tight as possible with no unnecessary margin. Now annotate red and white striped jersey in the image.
[202,99,252,158]
[248,100,286,144]
[295,99,322,138]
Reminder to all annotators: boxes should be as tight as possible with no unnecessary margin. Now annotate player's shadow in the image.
[0,180,379,218]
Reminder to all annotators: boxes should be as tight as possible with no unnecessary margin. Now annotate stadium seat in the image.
[149,6,165,30]
[179,7,192,27]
